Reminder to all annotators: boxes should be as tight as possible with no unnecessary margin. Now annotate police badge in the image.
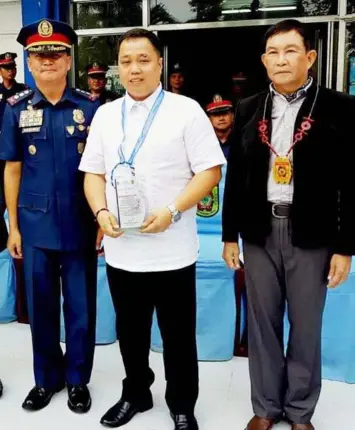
[38,20,53,38]
[73,109,85,124]
[197,186,219,218]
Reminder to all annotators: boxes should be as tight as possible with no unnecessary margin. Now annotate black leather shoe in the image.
[170,413,199,430]
[22,385,65,411]
[100,398,153,428]
[68,385,91,413]
[0,379,3,397]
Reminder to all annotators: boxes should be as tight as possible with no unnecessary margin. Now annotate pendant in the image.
[273,156,292,184]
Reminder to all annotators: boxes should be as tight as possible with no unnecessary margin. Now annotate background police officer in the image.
[205,94,234,158]
[0,52,28,109]
[0,19,100,413]
[86,61,119,105]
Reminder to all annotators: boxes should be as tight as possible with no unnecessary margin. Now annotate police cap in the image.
[17,19,77,53]
[169,62,184,75]
[86,61,108,77]
[0,52,17,69]
[206,94,233,115]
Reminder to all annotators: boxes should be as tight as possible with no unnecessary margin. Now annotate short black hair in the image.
[263,19,312,52]
[117,28,163,57]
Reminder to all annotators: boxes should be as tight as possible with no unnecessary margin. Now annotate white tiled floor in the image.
[0,322,354,430]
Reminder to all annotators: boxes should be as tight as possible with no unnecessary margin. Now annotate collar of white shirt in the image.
[269,76,313,104]
[125,83,163,113]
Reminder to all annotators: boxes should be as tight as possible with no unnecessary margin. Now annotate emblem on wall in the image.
[197,185,219,218]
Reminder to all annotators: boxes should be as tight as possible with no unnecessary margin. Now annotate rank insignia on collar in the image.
[77,124,86,132]
[73,109,85,124]
[66,125,75,135]
[0,95,3,101]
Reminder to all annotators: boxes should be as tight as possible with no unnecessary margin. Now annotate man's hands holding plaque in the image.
[97,210,123,239]
[140,207,172,234]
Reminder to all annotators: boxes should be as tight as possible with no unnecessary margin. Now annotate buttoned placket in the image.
[122,102,149,162]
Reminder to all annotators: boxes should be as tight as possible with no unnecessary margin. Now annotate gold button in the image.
[28,145,37,155]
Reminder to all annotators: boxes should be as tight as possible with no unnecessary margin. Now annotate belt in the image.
[269,203,291,219]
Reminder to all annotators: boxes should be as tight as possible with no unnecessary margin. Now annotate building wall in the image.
[0,0,23,83]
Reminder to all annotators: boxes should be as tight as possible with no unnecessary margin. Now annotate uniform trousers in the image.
[106,263,199,414]
[243,217,330,424]
[23,245,97,389]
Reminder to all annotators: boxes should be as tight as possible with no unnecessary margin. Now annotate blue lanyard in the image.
[111,89,165,186]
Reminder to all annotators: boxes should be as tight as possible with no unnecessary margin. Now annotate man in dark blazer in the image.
[222,19,355,430]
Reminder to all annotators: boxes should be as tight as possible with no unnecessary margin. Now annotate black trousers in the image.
[106,263,199,414]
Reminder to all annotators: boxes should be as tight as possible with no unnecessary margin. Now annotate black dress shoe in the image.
[0,379,3,397]
[100,398,153,428]
[68,385,91,413]
[22,385,65,411]
[170,413,199,430]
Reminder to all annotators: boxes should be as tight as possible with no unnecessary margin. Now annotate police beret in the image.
[86,62,108,76]
[206,94,233,115]
[17,19,77,53]
[0,52,17,68]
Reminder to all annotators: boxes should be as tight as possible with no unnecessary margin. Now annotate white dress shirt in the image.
[79,84,226,272]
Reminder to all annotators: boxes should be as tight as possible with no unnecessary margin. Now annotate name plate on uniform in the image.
[113,165,146,230]
[19,109,44,128]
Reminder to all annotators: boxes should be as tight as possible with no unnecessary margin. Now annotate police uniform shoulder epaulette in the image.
[73,88,98,102]
[7,89,34,106]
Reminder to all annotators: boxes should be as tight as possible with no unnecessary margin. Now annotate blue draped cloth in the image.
[151,165,237,361]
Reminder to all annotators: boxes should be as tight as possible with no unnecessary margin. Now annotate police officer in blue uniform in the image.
[0,52,28,123]
[0,52,28,227]
[0,19,100,413]
[86,61,119,105]
[205,94,234,158]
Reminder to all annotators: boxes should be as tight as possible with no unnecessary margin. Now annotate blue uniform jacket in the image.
[0,87,100,251]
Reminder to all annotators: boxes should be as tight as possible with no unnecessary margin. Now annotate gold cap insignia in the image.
[213,94,223,103]
[66,126,75,135]
[38,20,53,38]
[5,53,12,60]
[28,145,37,155]
[73,109,85,124]
[77,142,85,154]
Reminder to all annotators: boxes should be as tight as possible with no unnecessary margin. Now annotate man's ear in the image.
[67,55,72,72]
[307,49,317,70]
[26,56,32,73]
[261,53,267,69]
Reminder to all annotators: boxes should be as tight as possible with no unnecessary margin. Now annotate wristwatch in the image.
[167,204,182,223]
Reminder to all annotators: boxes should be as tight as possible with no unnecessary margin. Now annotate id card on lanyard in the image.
[111,89,165,230]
